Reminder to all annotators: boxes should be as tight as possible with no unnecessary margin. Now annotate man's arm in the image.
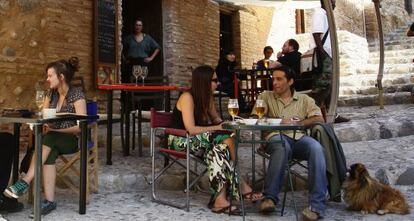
[313,33,328,61]
[300,115,324,127]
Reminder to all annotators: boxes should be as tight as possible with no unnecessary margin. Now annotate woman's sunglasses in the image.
[211,78,219,83]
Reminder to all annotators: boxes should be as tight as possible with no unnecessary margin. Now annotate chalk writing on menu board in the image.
[97,0,116,64]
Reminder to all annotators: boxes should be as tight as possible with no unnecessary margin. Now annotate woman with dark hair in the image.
[169,65,262,214]
[4,57,87,217]
[122,18,161,83]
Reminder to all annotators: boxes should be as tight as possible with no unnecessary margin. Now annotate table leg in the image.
[124,91,130,156]
[33,124,42,221]
[233,129,245,220]
[12,123,21,183]
[79,120,88,214]
[106,90,113,165]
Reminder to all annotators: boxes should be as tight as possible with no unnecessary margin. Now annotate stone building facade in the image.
[0,0,413,147]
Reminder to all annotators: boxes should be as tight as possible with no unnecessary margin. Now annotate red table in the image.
[98,83,182,164]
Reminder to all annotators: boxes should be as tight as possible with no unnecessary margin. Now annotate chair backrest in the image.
[150,108,173,128]
[133,75,171,111]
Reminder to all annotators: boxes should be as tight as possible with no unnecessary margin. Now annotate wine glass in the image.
[141,66,148,85]
[35,90,45,116]
[255,99,265,121]
[132,65,142,85]
[227,99,239,124]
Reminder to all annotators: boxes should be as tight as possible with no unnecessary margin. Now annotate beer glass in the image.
[227,99,239,124]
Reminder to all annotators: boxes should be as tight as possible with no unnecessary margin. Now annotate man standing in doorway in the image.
[312,0,349,123]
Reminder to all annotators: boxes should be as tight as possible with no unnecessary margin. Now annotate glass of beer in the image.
[264,59,269,69]
[228,99,239,124]
[255,99,265,119]
[35,90,45,116]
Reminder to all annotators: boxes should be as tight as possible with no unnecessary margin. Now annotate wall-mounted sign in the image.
[94,0,118,85]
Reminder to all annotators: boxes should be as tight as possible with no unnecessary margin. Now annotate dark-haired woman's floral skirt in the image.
[168,131,239,201]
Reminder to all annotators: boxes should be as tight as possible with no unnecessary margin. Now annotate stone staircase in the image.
[338,26,414,106]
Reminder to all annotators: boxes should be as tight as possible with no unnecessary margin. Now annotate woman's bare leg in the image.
[42,165,56,202]
[222,138,253,194]
[22,145,52,184]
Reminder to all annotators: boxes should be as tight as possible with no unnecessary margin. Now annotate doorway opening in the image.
[121,0,163,78]
[219,12,234,56]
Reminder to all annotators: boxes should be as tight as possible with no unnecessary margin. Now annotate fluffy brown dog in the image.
[343,163,410,215]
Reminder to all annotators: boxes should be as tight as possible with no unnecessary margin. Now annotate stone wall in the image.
[295,30,369,77]
[236,5,274,68]
[365,0,414,42]
[0,0,95,110]
[162,0,220,87]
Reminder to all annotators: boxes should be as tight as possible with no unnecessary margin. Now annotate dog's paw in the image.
[360,210,368,215]
[377,209,388,215]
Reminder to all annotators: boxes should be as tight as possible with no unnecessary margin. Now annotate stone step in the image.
[338,91,413,106]
[368,56,412,64]
[355,63,414,75]
[369,48,414,57]
[335,104,414,142]
[369,38,414,47]
[369,44,413,52]
[339,83,414,96]
[340,73,414,87]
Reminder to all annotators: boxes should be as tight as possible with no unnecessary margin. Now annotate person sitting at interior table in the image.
[215,51,247,112]
[4,57,87,217]
[269,39,302,78]
[169,65,263,214]
[256,46,274,70]
[251,65,327,221]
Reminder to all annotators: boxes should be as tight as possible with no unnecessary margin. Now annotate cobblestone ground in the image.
[4,134,414,221]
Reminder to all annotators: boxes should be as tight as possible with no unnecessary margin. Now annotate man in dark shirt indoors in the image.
[270,39,301,77]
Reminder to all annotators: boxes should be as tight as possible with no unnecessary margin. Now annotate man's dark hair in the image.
[273,65,296,93]
[263,46,273,53]
[287,39,299,51]
[410,22,414,32]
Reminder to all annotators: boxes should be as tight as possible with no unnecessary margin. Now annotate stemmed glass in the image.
[227,99,239,124]
[132,65,142,85]
[255,99,265,123]
[141,66,148,85]
[35,90,45,116]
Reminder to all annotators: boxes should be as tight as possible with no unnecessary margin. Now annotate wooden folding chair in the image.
[56,100,99,203]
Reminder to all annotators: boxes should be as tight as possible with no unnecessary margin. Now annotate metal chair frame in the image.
[149,109,208,212]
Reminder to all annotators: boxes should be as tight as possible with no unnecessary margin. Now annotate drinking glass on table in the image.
[35,90,45,116]
[255,99,265,122]
[141,66,148,85]
[264,59,269,69]
[132,65,142,85]
[227,99,239,124]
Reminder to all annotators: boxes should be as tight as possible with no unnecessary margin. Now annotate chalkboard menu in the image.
[95,0,118,85]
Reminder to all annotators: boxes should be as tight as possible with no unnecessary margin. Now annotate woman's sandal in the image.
[211,205,242,215]
[242,191,264,202]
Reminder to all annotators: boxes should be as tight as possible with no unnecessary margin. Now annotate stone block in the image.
[375,168,392,185]
[396,167,414,185]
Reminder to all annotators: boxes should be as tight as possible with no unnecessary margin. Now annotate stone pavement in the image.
[3,105,414,221]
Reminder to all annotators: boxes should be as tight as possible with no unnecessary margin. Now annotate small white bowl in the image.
[42,108,56,118]
[243,118,258,125]
[267,118,282,125]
